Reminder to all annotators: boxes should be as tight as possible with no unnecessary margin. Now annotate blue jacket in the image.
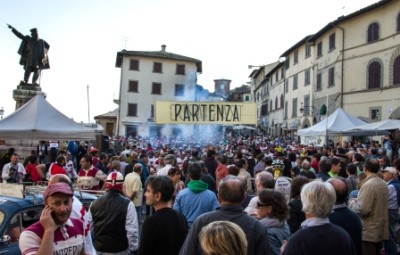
[173,183,218,228]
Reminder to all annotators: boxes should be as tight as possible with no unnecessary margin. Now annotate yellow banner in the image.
[155,101,257,124]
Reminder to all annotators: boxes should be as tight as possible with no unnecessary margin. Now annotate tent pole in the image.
[325,94,329,147]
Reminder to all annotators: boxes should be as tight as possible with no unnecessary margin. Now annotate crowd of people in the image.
[1,131,400,254]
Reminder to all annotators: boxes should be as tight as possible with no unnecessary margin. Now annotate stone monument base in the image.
[13,83,46,110]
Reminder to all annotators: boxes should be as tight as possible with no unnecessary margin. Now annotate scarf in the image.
[301,217,329,228]
[259,217,284,228]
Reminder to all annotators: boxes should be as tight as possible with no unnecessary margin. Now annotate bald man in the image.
[179,175,269,255]
[48,174,95,254]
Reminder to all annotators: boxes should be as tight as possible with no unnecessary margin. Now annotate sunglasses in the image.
[256,202,269,208]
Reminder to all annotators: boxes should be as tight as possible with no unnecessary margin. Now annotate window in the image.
[304,68,310,85]
[328,67,335,87]
[152,83,161,94]
[126,125,138,137]
[276,71,279,82]
[128,80,138,92]
[280,94,284,108]
[293,74,298,90]
[305,44,311,58]
[284,80,288,93]
[397,14,400,32]
[368,61,381,89]
[129,59,139,70]
[370,108,381,121]
[281,68,284,79]
[316,73,322,91]
[176,64,185,75]
[317,42,322,57]
[270,100,273,111]
[153,62,162,73]
[150,104,154,118]
[304,95,310,115]
[5,208,42,244]
[367,23,379,43]
[175,84,185,96]
[261,104,267,115]
[245,95,250,101]
[127,104,137,116]
[294,50,298,65]
[149,126,162,138]
[394,56,400,85]
[285,57,290,69]
[284,101,288,119]
[292,98,297,117]
[329,33,336,50]
[275,97,278,109]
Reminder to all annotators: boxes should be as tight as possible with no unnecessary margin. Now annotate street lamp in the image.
[299,102,315,115]
[248,65,264,69]
[0,107,4,119]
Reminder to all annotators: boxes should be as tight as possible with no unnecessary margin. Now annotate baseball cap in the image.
[89,147,98,153]
[381,167,397,175]
[43,183,73,201]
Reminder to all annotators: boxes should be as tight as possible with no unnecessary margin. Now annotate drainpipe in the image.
[332,22,345,108]
[117,56,123,136]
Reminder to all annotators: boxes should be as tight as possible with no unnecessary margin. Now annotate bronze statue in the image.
[7,24,50,86]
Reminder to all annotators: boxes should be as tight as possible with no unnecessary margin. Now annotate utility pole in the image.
[87,85,91,124]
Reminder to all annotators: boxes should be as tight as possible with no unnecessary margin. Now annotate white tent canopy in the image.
[298,108,367,136]
[342,119,400,136]
[232,125,256,130]
[0,94,97,140]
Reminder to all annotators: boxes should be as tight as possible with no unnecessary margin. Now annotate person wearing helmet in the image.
[88,172,139,254]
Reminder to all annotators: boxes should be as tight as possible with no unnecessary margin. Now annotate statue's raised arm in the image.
[7,24,50,86]
[7,24,24,40]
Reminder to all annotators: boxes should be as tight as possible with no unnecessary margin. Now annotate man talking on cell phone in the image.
[19,183,90,255]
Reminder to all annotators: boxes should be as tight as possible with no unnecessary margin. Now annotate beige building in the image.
[267,62,286,136]
[251,62,279,133]
[94,108,118,137]
[251,0,400,140]
[115,45,202,137]
[280,35,316,137]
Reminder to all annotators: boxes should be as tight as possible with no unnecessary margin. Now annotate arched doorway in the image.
[390,107,400,119]
[302,118,311,128]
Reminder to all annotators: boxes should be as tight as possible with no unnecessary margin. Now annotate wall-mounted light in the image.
[248,65,264,69]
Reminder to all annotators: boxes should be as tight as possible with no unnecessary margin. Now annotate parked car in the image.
[0,195,44,254]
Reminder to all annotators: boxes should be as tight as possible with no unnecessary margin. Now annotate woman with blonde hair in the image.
[199,221,247,255]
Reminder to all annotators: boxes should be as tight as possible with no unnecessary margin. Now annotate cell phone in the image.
[48,206,56,219]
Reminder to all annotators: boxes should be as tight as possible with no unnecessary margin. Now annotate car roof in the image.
[0,195,43,213]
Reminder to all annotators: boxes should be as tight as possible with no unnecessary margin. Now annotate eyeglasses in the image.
[256,202,269,208]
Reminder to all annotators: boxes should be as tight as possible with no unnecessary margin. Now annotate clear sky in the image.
[0,0,379,123]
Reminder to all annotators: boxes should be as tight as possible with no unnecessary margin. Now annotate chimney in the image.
[161,44,166,52]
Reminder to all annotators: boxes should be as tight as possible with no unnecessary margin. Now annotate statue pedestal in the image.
[13,83,46,110]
